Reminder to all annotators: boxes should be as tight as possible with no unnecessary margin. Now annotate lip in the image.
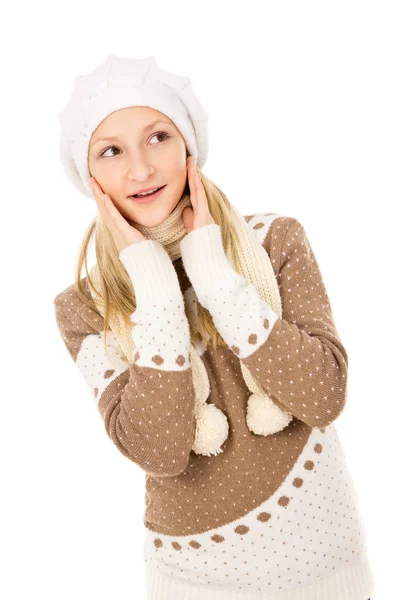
[128,185,167,204]
[132,185,164,195]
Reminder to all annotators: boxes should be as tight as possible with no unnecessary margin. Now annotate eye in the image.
[149,131,171,145]
[99,131,171,158]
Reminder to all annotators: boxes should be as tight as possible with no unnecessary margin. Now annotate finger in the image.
[188,157,207,217]
[91,179,118,221]
[90,179,129,235]
[187,157,199,210]
[182,206,194,234]
[90,178,109,221]
[91,184,118,239]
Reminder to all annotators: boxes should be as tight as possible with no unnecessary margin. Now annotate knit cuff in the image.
[119,239,184,309]
[180,223,280,359]
[180,224,245,306]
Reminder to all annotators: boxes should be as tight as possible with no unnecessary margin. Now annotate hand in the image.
[90,177,147,253]
[182,156,216,234]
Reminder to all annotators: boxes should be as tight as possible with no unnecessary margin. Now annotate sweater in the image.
[53,212,375,600]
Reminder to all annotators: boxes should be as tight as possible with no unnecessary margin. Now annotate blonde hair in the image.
[73,168,243,358]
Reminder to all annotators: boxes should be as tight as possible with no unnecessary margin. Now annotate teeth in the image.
[135,187,161,197]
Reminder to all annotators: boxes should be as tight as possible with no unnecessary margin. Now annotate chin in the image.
[125,197,182,228]
[125,209,173,228]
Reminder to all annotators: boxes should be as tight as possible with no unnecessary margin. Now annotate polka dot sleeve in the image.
[53,290,196,477]
[180,220,348,429]
[119,239,191,370]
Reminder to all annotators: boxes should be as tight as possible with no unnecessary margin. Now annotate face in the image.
[88,106,189,227]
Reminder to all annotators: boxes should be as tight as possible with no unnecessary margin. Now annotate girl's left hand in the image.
[182,156,216,234]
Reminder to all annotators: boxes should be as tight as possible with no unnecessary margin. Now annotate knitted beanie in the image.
[58,54,293,456]
[58,54,209,199]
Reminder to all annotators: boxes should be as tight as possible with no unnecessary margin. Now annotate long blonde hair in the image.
[73,167,243,358]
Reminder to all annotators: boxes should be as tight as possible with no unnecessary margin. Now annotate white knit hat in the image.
[58,54,209,199]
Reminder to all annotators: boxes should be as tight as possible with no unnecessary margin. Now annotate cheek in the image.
[163,142,188,172]
[164,158,187,182]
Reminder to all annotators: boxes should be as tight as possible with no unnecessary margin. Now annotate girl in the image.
[54,54,375,600]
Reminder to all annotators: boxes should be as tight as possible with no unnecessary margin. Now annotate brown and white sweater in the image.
[53,212,375,600]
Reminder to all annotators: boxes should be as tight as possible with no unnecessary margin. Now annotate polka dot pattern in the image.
[180,223,280,361]
[204,272,280,359]
[53,213,374,598]
[130,302,191,371]
[54,283,196,477]
[143,344,315,537]
[180,215,348,431]
[241,218,349,430]
[120,237,192,371]
[143,425,374,594]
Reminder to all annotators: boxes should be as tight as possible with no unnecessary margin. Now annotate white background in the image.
[2,0,396,598]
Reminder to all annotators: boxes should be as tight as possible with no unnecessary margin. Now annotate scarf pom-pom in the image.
[246,393,292,436]
[192,403,229,456]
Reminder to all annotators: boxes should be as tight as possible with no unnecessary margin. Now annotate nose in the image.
[127,152,155,181]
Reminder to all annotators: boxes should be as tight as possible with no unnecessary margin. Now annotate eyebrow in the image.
[90,119,173,147]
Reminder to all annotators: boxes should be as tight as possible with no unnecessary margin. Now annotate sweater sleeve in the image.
[179,220,348,429]
[53,240,196,477]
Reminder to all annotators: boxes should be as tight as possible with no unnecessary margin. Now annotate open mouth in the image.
[129,185,166,204]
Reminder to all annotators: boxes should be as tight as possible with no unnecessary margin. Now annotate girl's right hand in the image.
[90,177,147,253]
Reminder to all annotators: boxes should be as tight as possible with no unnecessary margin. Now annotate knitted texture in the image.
[58,54,209,199]
[88,193,291,456]
[53,212,375,599]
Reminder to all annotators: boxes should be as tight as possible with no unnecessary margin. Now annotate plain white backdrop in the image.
[2,1,396,598]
